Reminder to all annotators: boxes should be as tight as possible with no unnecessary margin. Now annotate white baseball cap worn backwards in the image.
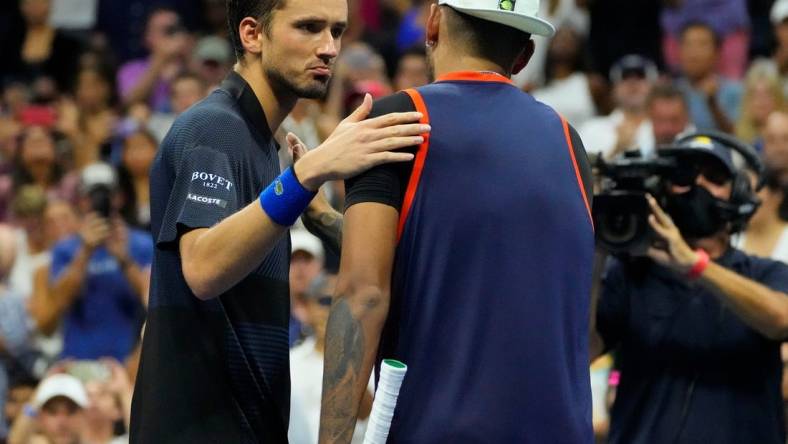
[438,0,556,37]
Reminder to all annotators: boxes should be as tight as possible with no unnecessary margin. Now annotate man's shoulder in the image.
[172,92,244,132]
[370,91,417,118]
[161,92,246,153]
[731,248,788,275]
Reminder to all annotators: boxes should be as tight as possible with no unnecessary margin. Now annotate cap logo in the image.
[499,0,515,11]
[688,136,714,150]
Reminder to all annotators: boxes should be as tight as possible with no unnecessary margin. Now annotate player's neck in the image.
[234,63,297,134]
[432,53,509,79]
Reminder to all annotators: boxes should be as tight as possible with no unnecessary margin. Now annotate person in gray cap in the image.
[590,132,788,444]
[191,36,234,89]
[579,54,659,160]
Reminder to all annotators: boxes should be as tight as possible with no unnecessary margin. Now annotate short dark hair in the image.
[227,0,287,60]
[679,21,721,48]
[647,82,688,109]
[441,6,531,74]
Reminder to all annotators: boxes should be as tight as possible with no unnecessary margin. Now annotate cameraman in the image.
[590,136,788,444]
[50,163,151,362]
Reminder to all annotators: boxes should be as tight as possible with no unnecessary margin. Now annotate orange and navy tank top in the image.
[345,71,595,443]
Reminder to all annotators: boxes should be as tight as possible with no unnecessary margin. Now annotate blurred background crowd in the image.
[1,0,788,443]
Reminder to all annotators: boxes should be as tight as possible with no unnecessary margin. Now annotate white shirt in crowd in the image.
[734,228,788,264]
[513,0,589,89]
[532,72,597,128]
[578,110,656,158]
[9,229,51,300]
[289,337,370,444]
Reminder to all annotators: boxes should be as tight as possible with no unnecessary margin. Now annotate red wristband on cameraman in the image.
[687,249,710,280]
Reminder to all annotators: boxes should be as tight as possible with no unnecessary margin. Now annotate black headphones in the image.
[673,130,763,232]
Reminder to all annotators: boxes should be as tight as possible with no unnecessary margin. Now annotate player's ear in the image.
[425,4,441,47]
[239,17,263,58]
[512,39,535,75]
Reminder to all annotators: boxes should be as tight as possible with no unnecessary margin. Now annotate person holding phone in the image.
[117,7,191,112]
[49,163,152,363]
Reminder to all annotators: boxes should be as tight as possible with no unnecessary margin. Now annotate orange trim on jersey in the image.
[398,88,431,241]
[560,116,594,230]
[435,71,514,85]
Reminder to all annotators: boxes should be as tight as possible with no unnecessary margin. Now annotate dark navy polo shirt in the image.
[598,248,788,444]
[130,72,290,443]
[345,73,596,443]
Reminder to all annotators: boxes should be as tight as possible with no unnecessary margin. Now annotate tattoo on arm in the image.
[303,209,343,256]
[320,298,365,443]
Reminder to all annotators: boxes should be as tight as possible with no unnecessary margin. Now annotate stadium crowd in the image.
[1,0,788,443]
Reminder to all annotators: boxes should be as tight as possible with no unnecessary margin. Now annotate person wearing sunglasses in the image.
[590,135,788,444]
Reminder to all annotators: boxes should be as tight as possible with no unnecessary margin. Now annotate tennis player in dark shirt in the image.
[130,0,430,442]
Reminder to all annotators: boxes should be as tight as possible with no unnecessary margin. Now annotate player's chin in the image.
[295,79,330,100]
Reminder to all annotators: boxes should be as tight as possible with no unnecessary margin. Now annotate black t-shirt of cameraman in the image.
[591,138,788,444]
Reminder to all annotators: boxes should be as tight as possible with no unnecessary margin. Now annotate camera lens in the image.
[598,211,639,243]
[593,192,652,254]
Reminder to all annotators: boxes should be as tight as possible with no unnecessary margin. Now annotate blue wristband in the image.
[259,167,317,226]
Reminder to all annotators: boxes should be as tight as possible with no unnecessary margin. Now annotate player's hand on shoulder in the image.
[294,94,429,191]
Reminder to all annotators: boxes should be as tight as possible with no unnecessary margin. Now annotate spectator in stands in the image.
[0,0,84,92]
[289,273,371,444]
[28,199,80,339]
[50,163,151,361]
[168,71,207,113]
[513,0,589,90]
[288,230,324,347]
[8,186,50,298]
[3,375,36,439]
[579,55,658,159]
[190,36,233,91]
[0,82,28,167]
[735,61,784,146]
[769,0,788,98]
[0,224,28,443]
[532,26,606,127]
[319,43,391,138]
[81,359,132,444]
[675,22,743,132]
[737,169,788,263]
[59,67,119,169]
[8,373,88,444]
[763,110,788,184]
[661,0,750,79]
[0,125,78,221]
[147,73,207,142]
[117,129,158,231]
[117,7,191,113]
[648,83,695,147]
[393,46,430,91]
